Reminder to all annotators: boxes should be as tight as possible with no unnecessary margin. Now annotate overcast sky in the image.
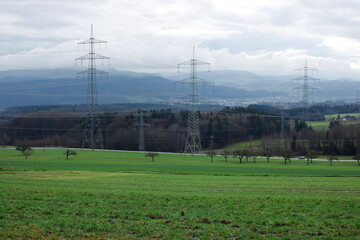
[1,0,360,79]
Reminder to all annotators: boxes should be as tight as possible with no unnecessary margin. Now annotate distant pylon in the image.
[76,24,110,150]
[209,135,214,150]
[280,111,285,140]
[135,110,150,151]
[293,59,319,120]
[357,91,360,120]
[176,47,213,154]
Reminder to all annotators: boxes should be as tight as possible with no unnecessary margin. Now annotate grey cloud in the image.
[201,32,328,54]
[0,0,360,77]
[289,0,360,39]
[0,33,73,55]
[298,0,360,10]
[0,0,93,29]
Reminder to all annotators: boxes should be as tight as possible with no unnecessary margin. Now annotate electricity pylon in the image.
[135,110,150,151]
[276,111,287,141]
[280,111,285,140]
[76,24,110,150]
[293,59,319,120]
[209,135,214,150]
[176,47,213,154]
[357,91,360,120]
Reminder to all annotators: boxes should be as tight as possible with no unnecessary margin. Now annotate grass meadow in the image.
[221,140,261,150]
[325,113,360,121]
[0,149,359,239]
[308,120,360,131]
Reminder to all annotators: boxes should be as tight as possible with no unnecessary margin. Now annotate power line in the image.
[0,124,289,132]
[1,50,80,56]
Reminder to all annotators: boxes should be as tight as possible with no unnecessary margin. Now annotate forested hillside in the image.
[1,106,360,156]
[0,108,284,152]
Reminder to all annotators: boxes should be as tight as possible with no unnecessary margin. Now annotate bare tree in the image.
[305,151,317,165]
[145,152,159,162]
[24,148,33,159]
[222,149,231,162]
[251,151,258,163]
[327,155,338,166]
[16,144,31,156]
[64,149,77,160]
[244,149,251,162]
[354,154,360,166]
[233,149,248,164]
[262,149,273,162]
[206,150,216,162]
[282,150,294,165]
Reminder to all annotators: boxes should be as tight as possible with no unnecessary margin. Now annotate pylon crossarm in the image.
[195,61,210,67]
[178,60,210,66]
[306,76,320,81]
[198,79,214,85]
[293,87,302,93]
[78,39,107,45]
[76,54,110,61]
[175,78,191,83]
[77,69,108,75]
[292,76,303,81]
[178,60,192,66]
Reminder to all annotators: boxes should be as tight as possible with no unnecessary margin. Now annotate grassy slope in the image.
[308,121,330,131]
[1,149,359,239]
[221,140,261,150]
[308,120,359,131]
[325,113,360,120]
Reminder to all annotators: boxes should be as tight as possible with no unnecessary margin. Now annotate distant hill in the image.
[0,68,359,109]
[0,69,281,109]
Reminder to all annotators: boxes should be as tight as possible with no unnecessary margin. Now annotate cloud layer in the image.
[1,0,360,79]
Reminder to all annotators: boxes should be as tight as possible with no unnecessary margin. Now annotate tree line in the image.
[0,107,285,152]
[1,106,360,156]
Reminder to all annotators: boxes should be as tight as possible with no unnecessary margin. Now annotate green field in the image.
[1,149,359,239]
[221,140,261,150]
[307,121,330,131]
[325,113,360,121]
[308,120,360,131]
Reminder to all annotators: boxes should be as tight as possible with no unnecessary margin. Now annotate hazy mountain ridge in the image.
[162,69,360,96]
[0,69,359,109]
[0,69,281,109]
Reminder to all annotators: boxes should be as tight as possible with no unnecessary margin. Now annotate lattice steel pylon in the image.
[280,111,285,140]
[176,47,212,154]
[357,91,360,120]
[135,110,150,151]
[76,24,110,150]
[293,59,319,120]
